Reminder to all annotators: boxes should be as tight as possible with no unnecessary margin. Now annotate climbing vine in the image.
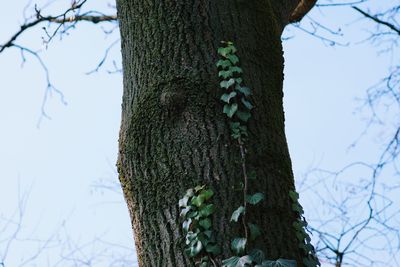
[289,191,320,266]
[179,41,319,267]
[179,185,221,267]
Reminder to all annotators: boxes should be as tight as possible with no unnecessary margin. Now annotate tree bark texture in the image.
[116,0,307,266]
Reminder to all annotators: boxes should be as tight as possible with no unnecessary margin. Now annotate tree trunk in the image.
[116,0,308,266]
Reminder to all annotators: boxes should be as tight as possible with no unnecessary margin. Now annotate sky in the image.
[0,1,398,266]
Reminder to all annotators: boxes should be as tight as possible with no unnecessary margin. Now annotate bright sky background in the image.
[0,1,398,266]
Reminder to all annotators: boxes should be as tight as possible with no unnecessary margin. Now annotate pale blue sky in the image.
[0,1,398,266]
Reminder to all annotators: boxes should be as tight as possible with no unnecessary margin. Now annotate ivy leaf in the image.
[194,185,206,192]
[206,244,221,255]
[186,240,203,257]
[248,223,262,241]
[223,103,238,118]
[235,78,243,85]
[218,47,231,57]
[239,255,253,266]
[180,206,191,218]
[179,195,190,208]
[220,78,235,89]
[241,97,254,110]
[199,204,215,217]
[219,70,233,79]
[221,92,237,103]
[289,191,299,202]
[249,249,265,264]
[199,218,212,230]
[259,258,297,267]
[292,203,304,214]
[246,193,265,205]
[231,237,247,255]
[227,44,237,54]
[187,211,199,218]
[182,218,192,232]
[228,54,239,64]
[203,230,212,239]
[231,206,245,222]
[200,189,214,200]
[217,59,232,69]
[222,256,240,267]
[237,86,252,96]
[185,231,198,245]
[230,66,243,73]
[236,110,251,122]
[191,195,205,207]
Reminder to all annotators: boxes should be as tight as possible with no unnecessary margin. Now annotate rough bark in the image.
[116,0,308,266]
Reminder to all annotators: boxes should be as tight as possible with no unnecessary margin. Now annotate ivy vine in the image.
[289,191,320,267]
[179,185,220,267]
[178,41,319,267]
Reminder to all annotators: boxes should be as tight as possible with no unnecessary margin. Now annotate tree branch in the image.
[0,1,117,53]
[353,6,400,36]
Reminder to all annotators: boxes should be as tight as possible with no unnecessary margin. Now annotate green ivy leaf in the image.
[217,59,232,69]
[186,240,203,257]
[194,185,206,192]
[221,92,237,103]
[228,54,239,64]
[185,231,198,245]
[220,78,235,89]
[241,97,254,110]
[187,211,199,218]
[246,193,265,205]
[248,223,262,241]
[179,195,190,207]
[206,244,221,255]
[230,122,241,131]
[201,189,214,200]
[218,47,231,57]
[292,203,304,214]
[191,195,205,207]
[235,78,243,85]
[259,258,297,267]
[296,230,307,241]
[236,110,251,122]
[180,206,191,218]
[197,232,210,247]
[231,237,247,255]
[231,206,245,222]
[230,66,243,73]
[237,86,251,96]
[223,103,238,118]
[239,255,253,266]
[199,204,215,217]
[199,218,212,230]
[222,256,240,267]
[182,218,192,232]
[203,230,212,239]
[289,190,299,202]
[249,249,265,264]
[219,70,233,79]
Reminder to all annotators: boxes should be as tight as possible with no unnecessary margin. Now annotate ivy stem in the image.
[238,137,249,244]
[208,253,218,267]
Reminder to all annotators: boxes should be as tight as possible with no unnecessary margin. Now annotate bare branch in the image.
[353,6,400,36]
